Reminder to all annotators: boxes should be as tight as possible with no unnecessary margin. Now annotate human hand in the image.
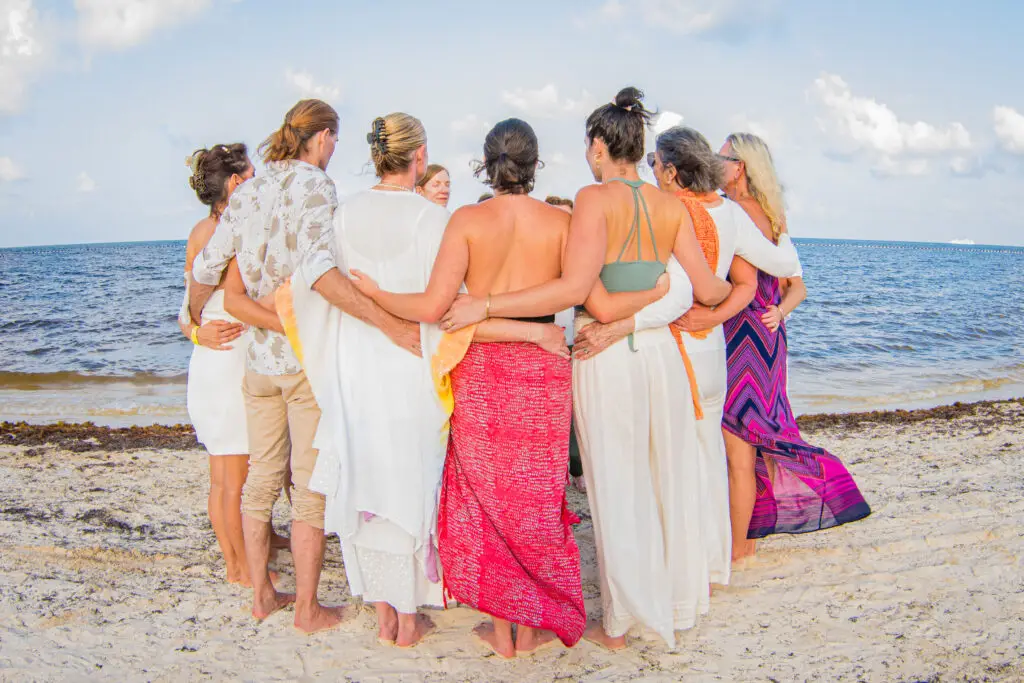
[761,305,784,333]
[196,320,246,350]
[675,303,716,334]
[573,319,632,361]
[532,324,570,359]
[440,294,487,332]
[349,269,381,298]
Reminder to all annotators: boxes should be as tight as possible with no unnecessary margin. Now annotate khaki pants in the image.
[241,369,325,528]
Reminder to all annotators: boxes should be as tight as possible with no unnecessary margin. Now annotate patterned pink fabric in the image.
[438,342,586,646]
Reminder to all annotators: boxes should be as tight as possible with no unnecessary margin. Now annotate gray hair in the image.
[655,126,724,193]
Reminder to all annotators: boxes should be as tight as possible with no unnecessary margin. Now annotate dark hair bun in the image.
[585,86,656,163]
[474,118,540,195]
[615,87,644,111]
[187,143,249,216]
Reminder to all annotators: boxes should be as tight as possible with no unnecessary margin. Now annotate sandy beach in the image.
[1,400,1022,682]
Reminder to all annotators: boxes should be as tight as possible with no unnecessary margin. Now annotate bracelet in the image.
[190,325,200,346]
[777,304,786,317]
[484,294,491,320]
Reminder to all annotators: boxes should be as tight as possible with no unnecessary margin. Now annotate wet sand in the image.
[1,399,1022,681]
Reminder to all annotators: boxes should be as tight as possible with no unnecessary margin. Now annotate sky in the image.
[1,0,1023,248]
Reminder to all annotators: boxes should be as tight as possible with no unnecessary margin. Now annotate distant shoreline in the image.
[3,397,1020,453]
[2,237,1023,251]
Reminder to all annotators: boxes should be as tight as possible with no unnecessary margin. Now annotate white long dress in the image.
[184,288,250,455]
[291,190,449,613]
[634,199,803,587]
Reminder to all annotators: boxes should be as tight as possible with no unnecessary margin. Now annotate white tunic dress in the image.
[634,199,803,587]
[298,190,450,613]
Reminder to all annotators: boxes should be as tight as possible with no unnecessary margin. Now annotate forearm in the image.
[778,278,806,315]
[738,233,803,278]
[224,290,282,333]
[313,268,408,334]
[488,277,594,320]
[584,282,662,324]
[373,291,448,324]
[472,319,546,343]
[188,276,217,323]
[700,283,757,327]
[634,258,692,331]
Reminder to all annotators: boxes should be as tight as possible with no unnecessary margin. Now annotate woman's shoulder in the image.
[185,216,218,262]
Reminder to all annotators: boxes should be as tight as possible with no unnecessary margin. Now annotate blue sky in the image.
[1,0,1022,248]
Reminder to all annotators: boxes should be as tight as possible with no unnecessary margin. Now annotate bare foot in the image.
[571,476,587,493]
[583,623,627,651]
[516,626,559,655]
[397,614,435,648]
[294,604,350,635]
[472,621,515,659]
[252,589,296,621]
[376,603,398,644]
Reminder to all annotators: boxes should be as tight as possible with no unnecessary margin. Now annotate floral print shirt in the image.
[192,159,338,375]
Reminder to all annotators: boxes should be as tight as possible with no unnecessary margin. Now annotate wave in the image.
[0,370,187,389]
[795,371,1024,410]
[950,238,976,245]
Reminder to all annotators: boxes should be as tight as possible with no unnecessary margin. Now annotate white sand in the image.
[1,402,1022,682]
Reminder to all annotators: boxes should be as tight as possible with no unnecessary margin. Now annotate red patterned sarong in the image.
[438,342,586,646]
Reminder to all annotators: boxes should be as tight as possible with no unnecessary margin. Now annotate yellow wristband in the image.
[191,325,200,346]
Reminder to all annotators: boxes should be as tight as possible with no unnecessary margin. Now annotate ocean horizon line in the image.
[2,236,1023,251]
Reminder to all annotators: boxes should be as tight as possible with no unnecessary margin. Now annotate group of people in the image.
[177,87,871,656]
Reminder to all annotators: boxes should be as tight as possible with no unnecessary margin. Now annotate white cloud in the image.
[76,171,96,193]
[450,113,491,137]
[0,0,45,113]
[0,156,24,181]
[500,84,596,120]
[993,106,1024,154]
[652,110,684,136]
[811,73,971,175]
[285,69,341,102]
[75,0,212,50]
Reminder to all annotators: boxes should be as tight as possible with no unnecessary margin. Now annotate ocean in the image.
[1,239,1022,427]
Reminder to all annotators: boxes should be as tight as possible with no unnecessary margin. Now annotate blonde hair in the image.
[367,113,426,176]
[260,99,339,162]
[727,133,786,240]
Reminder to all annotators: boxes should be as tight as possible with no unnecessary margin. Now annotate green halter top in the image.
[597,178,666,351]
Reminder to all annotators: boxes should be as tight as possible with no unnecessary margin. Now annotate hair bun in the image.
[615,86,645,112]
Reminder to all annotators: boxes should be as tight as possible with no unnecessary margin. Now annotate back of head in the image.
[544,195,574,210]
[475,118,539,195]
[416,163,447,189]
[260,99,339,163]
[586,87,654,163]
[726,132,785,237]
[186,143,249,217]
[656,126,724,193]
[368,112,427,177]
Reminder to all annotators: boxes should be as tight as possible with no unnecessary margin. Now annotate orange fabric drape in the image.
[667,189,722,420]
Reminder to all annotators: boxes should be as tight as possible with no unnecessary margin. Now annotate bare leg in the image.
[375,602,398,643]
[397,612,434,648]
[583,622,627,650]
[473,618,516,659]
[516,625,559,654]
[221,455,250,586]
[244,515,295,619]
[292,521,347,634]
[207,457,238,583]
[724,429,758,562]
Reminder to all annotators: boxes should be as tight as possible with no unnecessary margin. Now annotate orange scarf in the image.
[667,189,721,420]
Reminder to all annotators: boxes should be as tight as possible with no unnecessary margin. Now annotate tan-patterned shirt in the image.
[192,159,338,375]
